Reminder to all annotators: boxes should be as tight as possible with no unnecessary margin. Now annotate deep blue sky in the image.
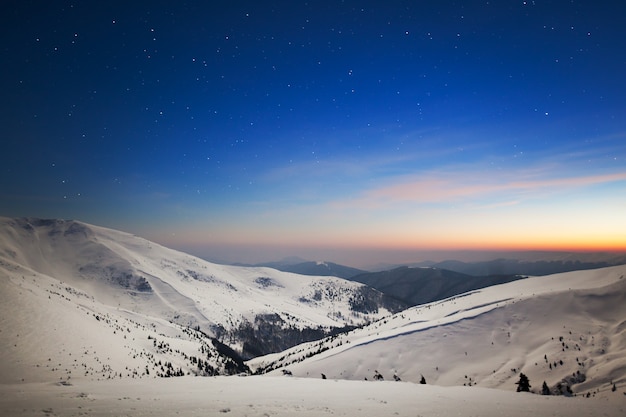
[2,1,625,266]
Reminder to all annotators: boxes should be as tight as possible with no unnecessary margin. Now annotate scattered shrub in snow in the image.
[254,277,283,288]
[516,373,531,392]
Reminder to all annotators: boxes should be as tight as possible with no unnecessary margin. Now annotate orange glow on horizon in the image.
[142,211,626,258]
[153,228,626,254]
[343,234,626,253]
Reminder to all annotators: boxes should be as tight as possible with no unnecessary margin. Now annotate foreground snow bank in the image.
[1,376,623,417]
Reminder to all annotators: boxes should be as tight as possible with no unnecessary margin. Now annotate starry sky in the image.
[2,1,626,267]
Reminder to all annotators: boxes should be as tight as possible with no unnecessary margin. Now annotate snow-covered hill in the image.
[249,264,626,399]
[0,217,401,383]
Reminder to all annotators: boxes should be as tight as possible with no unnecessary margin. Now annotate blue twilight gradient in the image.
[1,1,625,265]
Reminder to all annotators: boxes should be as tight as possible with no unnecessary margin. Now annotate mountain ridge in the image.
[239,260,367,279]
[232,253,626,281]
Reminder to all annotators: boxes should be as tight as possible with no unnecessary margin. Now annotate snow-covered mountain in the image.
[0,217,403,383]
[249,264,626,398]
[1,217,624,415]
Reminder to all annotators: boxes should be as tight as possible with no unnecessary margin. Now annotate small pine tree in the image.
[516,373,531,392]
[541,381,550,395]
[420,375,426,384]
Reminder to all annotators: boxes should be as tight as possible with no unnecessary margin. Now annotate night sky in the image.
[2,1,625,266]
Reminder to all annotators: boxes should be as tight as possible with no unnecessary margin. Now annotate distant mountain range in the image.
[249,255,626,281]
[348,266,525,306]
[245,257,626,307]
[414,257,626,277]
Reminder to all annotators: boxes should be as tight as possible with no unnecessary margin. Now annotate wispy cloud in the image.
[330,169,626,210]
[247,126,626,218]
[259,126,502,185]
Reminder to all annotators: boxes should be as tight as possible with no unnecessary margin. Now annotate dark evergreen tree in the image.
[516,373,531,392]
[420,375,426,384]
[541,381,551,395]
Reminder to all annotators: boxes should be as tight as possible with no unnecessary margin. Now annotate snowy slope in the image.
[0,264,248,384]
[249,264,626,399]
[0,217,400,383]
[0,218,398,331]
